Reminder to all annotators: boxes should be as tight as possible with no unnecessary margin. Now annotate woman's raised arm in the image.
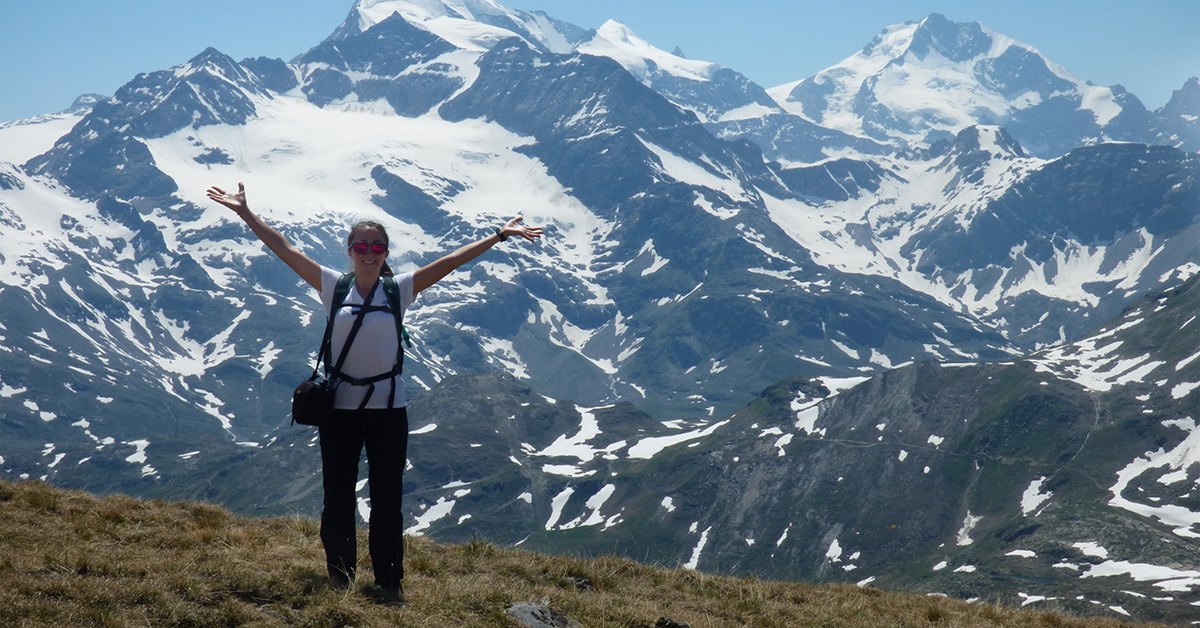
[206,183,322,290]
[413,217,542,295]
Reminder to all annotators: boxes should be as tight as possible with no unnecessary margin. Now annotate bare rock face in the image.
[506,602,582,628]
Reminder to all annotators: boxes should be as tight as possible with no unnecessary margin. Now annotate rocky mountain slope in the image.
[95,275,1199,624]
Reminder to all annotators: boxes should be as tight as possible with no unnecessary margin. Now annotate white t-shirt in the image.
[318,266,415,410]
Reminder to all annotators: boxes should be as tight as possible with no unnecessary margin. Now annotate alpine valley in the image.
[0,1,1196,623]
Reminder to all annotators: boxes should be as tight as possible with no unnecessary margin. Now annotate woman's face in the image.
[347,227,389,273]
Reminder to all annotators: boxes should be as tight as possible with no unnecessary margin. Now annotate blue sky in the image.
[1,0,1196,122]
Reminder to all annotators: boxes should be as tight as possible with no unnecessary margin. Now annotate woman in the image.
[206,182,542,600]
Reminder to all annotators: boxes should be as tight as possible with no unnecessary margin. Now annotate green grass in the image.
[0,479,1162,628]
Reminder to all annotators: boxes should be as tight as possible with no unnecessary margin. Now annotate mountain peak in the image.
[580,20,715,83]
[186,46,236,67]
[59,93,106,115]
[596,19,636,42]
[336,0,586,54]
[182,47,259,86]
[1160,76,1200,116]
[907,13,993,62]
[351,0,493,30]
[949,125,1026,158]
[1147,76,1200,152]
[844,15,1013,79]
[773,13,1126,157]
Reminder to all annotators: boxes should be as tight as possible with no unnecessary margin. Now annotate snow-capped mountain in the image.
[1,0,1024,467]
[329,0,589,53]
[569,18,891,165]
[766,125,1199,347]
[0,1,1197,621]
[769,13,1196,158]
[577,21,780,126]
[0,0,1191,505]
[569,10,1198,347]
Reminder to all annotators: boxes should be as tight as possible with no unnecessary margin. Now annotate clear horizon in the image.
[1,0,1196,123]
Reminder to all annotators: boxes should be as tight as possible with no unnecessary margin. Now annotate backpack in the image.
[317,273,413,410]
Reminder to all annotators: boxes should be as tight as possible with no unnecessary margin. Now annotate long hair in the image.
[347,220,394,277]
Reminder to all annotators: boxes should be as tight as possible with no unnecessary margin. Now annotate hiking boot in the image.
[368,583,405,606]
[328,567,354,588]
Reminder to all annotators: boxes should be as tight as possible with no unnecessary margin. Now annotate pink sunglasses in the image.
[349,242,387,254]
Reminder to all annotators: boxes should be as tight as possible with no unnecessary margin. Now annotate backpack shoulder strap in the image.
[380,275,409,408]
[381,274,400,313]
[319,273,356,374]
[381,274,412,361]
[333,273,355,312]
[381,275,412,348]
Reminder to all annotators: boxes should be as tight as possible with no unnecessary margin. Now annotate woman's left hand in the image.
[502,217,544,243]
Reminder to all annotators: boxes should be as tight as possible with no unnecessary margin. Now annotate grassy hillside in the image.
[0,480,1166,628]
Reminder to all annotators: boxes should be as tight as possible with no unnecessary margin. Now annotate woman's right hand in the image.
[206,181,322,290]
[206,182,249,215]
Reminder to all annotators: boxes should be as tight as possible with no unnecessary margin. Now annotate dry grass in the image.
[0,479,1161,628]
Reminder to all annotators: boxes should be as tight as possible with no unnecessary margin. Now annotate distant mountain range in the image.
[766,14,1199,158]
[0,1,1195,623]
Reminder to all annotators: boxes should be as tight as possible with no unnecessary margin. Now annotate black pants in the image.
[318,407,408,591]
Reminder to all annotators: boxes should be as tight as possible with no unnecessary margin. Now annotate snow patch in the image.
[956,511,982,546]
[544,486,575,530]
[684,525,713,570]
[1108,418,1200,538]
[774,433,794,457]
[124,440,150,464]
[558,484,618,530]
[826,538,843,562]
[627,419,729,459]
[1021,477,1053,516]
[1074,542,1109,559]
[1172,382,1199,399]
[1081,560,1200,593]
[406,497,455,535]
